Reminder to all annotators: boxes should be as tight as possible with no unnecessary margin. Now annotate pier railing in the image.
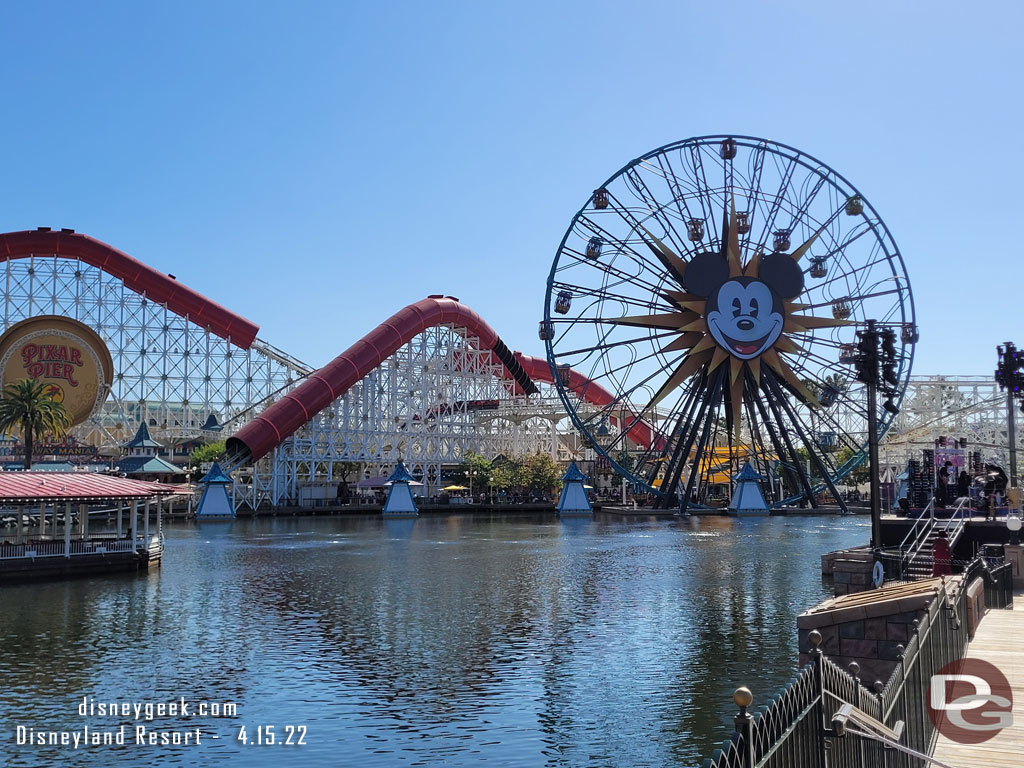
[700,555,1006,768]
[0,536,142,560]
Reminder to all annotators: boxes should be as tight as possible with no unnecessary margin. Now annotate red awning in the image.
[0,472,178,504]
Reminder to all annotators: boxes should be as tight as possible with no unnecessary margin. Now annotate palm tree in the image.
[0,378,73,469]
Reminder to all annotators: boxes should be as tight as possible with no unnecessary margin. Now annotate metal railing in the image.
[935,496,970,542]
[896,499,934,574]
[890,497,970,580]
[700,555,1008,768]
[975,558,1014,610]
[0,537,140,560]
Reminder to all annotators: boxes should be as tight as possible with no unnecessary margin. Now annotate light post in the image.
[995,342,1022,487]
[855,320,900,548]
[1007,513,1022,547]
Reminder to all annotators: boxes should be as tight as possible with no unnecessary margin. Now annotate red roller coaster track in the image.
[0,228,658,464]
[513,353,660,451]
[227,296,659,464]
[0,229,260,347]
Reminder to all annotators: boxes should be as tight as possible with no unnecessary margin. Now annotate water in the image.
[0,514,867,767]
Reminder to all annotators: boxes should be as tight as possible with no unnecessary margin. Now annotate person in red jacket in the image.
[932,530,953,576]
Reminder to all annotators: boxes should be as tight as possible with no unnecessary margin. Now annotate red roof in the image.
[0,473,178,503]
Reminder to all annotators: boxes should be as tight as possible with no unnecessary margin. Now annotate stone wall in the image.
[823,548,876,596]
[798,606,923,685]
[796,577,958,686]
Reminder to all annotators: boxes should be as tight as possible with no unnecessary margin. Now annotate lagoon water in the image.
[0,514,867,767]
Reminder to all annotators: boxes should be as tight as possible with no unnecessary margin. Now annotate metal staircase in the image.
[893,496,970,580]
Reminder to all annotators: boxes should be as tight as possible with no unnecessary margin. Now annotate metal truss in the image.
[0,254,310,453]
[715,375,1021,480]
[880,375,1022,466]
[233,325,568,508]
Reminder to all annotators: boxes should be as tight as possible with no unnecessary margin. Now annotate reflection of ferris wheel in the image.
[543,135,916,510]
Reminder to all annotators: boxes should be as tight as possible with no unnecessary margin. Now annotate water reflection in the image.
[0,514,867,767]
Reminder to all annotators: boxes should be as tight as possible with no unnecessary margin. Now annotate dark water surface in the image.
[0,514,867,767]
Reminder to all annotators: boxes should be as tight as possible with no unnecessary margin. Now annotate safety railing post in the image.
[732,686,755,768]
[808,630,828,767]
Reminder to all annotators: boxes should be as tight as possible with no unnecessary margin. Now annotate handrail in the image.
[899,496,971,577]
[937,496,970,545]
[898,498,934,551]
[0,536,139,560]
[898,498,936,576]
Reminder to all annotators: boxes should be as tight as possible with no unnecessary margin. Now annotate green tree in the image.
[190,441,226,465]
[523,452,562,494]
[490,463,513,492]
[332,461,361,482]
[0,378,73,469]
[459,450,494,494]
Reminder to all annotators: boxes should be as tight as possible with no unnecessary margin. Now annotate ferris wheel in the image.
[543,135,916,510]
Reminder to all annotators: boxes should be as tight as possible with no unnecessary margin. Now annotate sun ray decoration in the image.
[544,135,915,511]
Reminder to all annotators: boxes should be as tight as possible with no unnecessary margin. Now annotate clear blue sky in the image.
[2,1,1020,377]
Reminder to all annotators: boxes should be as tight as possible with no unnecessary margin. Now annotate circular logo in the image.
[928,658,1013,744]
[0,316,113,427]
[43,383,65,403]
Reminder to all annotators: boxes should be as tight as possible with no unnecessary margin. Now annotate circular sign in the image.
[0,316,113,427]
[928,658,1013,744]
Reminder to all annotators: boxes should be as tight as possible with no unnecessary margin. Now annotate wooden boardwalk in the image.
[931,590,1024,767]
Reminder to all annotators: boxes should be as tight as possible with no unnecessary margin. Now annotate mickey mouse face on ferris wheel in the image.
[683,251,805,361]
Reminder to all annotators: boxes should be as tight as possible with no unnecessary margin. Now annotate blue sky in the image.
[1,1,1020,377]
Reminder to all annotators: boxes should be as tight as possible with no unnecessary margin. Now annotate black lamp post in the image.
[995,342,1022,487]
[855,320,901,548]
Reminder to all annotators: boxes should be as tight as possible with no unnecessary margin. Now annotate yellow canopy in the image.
[698,446,766,484]
[443,485,468,491]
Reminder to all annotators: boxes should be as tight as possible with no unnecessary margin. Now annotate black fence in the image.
[699,555,1012,768]
[979,560,1014,610]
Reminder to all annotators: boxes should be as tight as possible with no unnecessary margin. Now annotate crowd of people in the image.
[896,460,1012,522]
[932,460,1009,520]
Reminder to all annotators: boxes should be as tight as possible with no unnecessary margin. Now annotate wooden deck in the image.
[932,590,1024,767]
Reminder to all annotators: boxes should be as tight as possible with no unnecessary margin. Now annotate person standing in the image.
[956,470,970,500]
[932,530,952,576]
[936,461,952,508]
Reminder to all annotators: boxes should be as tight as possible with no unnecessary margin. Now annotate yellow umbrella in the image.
[443,485,468,491]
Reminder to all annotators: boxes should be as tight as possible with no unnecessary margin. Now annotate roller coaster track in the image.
[225,297,661,470]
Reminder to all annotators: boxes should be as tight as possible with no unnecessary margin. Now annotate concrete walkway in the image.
[931,590,1023,767]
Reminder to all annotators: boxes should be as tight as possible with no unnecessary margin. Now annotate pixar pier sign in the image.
[20,343,86,387]
[0,316,113,427]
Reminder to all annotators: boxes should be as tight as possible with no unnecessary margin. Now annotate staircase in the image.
[893,496,970,580]
[904,528,949,579]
